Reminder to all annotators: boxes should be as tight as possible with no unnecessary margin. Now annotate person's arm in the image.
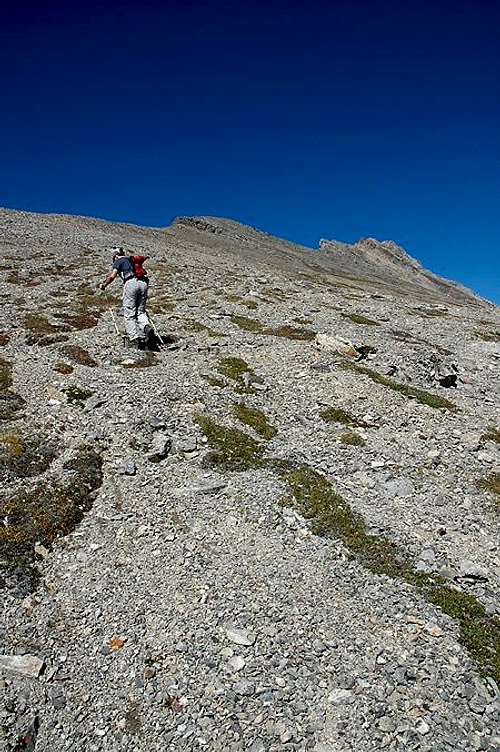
[99,268,118,290]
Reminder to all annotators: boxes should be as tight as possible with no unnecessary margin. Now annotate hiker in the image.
[99,247,152,348]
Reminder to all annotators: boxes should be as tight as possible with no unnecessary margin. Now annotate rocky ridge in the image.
[0,207,499,751]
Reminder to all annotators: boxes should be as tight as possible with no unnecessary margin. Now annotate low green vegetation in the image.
[0,446,102,593]
[230,314,264,333]
[63,385,93,405]
[0,358,25,422]
[476,330,500,343]
[320,406,368,428]
[59,344,97,367]
[0,357,13,391]
[226,294,258,310]
[229,315,316,341]
[54,362,74,375]
[294,317,313,326]
[340,431,366,446]
[195,413,264,471]
[477,472,500,501]
[185,319,222,337]
[480,428,500,445]
[0,432,57,481]
[202,375,226,388]
[341,362,457,411]
[24,312,71,345]
[193,410,498,678]
[217,356,262,394]
[233,403,277,440]
[342,312,380,326]
[276,461,499,681]
[265,324,316,341]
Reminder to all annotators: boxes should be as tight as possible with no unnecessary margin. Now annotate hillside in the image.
[0,207,499,752]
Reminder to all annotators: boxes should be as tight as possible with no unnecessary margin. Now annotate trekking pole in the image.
[103,289,120,337]
[147,312,166,347]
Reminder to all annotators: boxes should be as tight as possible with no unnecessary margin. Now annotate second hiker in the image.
[99,247,152,348]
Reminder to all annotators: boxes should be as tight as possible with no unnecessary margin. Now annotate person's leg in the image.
[136,281,149,335]
[122,280,140,341]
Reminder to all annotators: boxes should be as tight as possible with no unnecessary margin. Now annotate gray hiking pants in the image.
[122,278,149,341]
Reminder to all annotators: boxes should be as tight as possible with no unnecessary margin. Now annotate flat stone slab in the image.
[0,654,45,678]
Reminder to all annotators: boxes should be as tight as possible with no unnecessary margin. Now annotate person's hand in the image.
[98,283,105,291]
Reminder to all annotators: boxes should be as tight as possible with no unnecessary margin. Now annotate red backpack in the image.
[130,255,148,279]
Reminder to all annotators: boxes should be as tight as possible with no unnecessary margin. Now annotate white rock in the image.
[328,688,354,704]
[0,654,44,678]
[225,626,255,646]
[228,655,245,672]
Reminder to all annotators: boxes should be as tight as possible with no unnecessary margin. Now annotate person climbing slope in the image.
[99,247,152,348]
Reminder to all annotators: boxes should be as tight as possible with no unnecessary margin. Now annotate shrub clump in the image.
[233,403,277,440]
[476,473,500,501]
[24,312,71,346]
[229,315,316,341]
[217,357,262,394]
[342,312,380,326]
[340,431,366,446]
[320,406,368,428]
[59,345,97,367]
[0,432,58,482]
[195,413,264,471]
[476,331,500,342]
[64,386,93,406]
[276,461,499,681]
[341,362,457,411]
[0,358,25,421]
[0,446,103,594]
[480,428,500,445]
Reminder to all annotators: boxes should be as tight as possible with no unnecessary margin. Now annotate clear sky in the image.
[1,0,499,302]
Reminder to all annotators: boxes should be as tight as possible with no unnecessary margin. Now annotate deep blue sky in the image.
[1,1,499,301]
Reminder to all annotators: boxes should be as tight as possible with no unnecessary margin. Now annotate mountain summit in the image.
[172,215,482,305]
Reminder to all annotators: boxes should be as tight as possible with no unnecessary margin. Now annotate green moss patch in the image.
[264,324,316,341]
[184,319,222,337]
[480,428,500,445]
[120,352,157,369]
[340,431,366,446]
[341,362,457,411]
[0,358,25,422]
[276,461,499,680]
[0,446,103,594]
[230,314,265,333]
[59,344,97,367]
[233,403,277,440]
[217,357,262,394]
[24,312,71,346]
[64,386,93,406]
[202,375,227,388]
[229,315,316,342]
[477,473,500,501]
[226,294,258,310]
[0,391,26,422]
[320,406,368,428]
[476,331,500,343]
[0,432,58,482]
[53,362,74,375]
[195,413,264,471]
[342,312,380,326]
[0,358,13,391]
